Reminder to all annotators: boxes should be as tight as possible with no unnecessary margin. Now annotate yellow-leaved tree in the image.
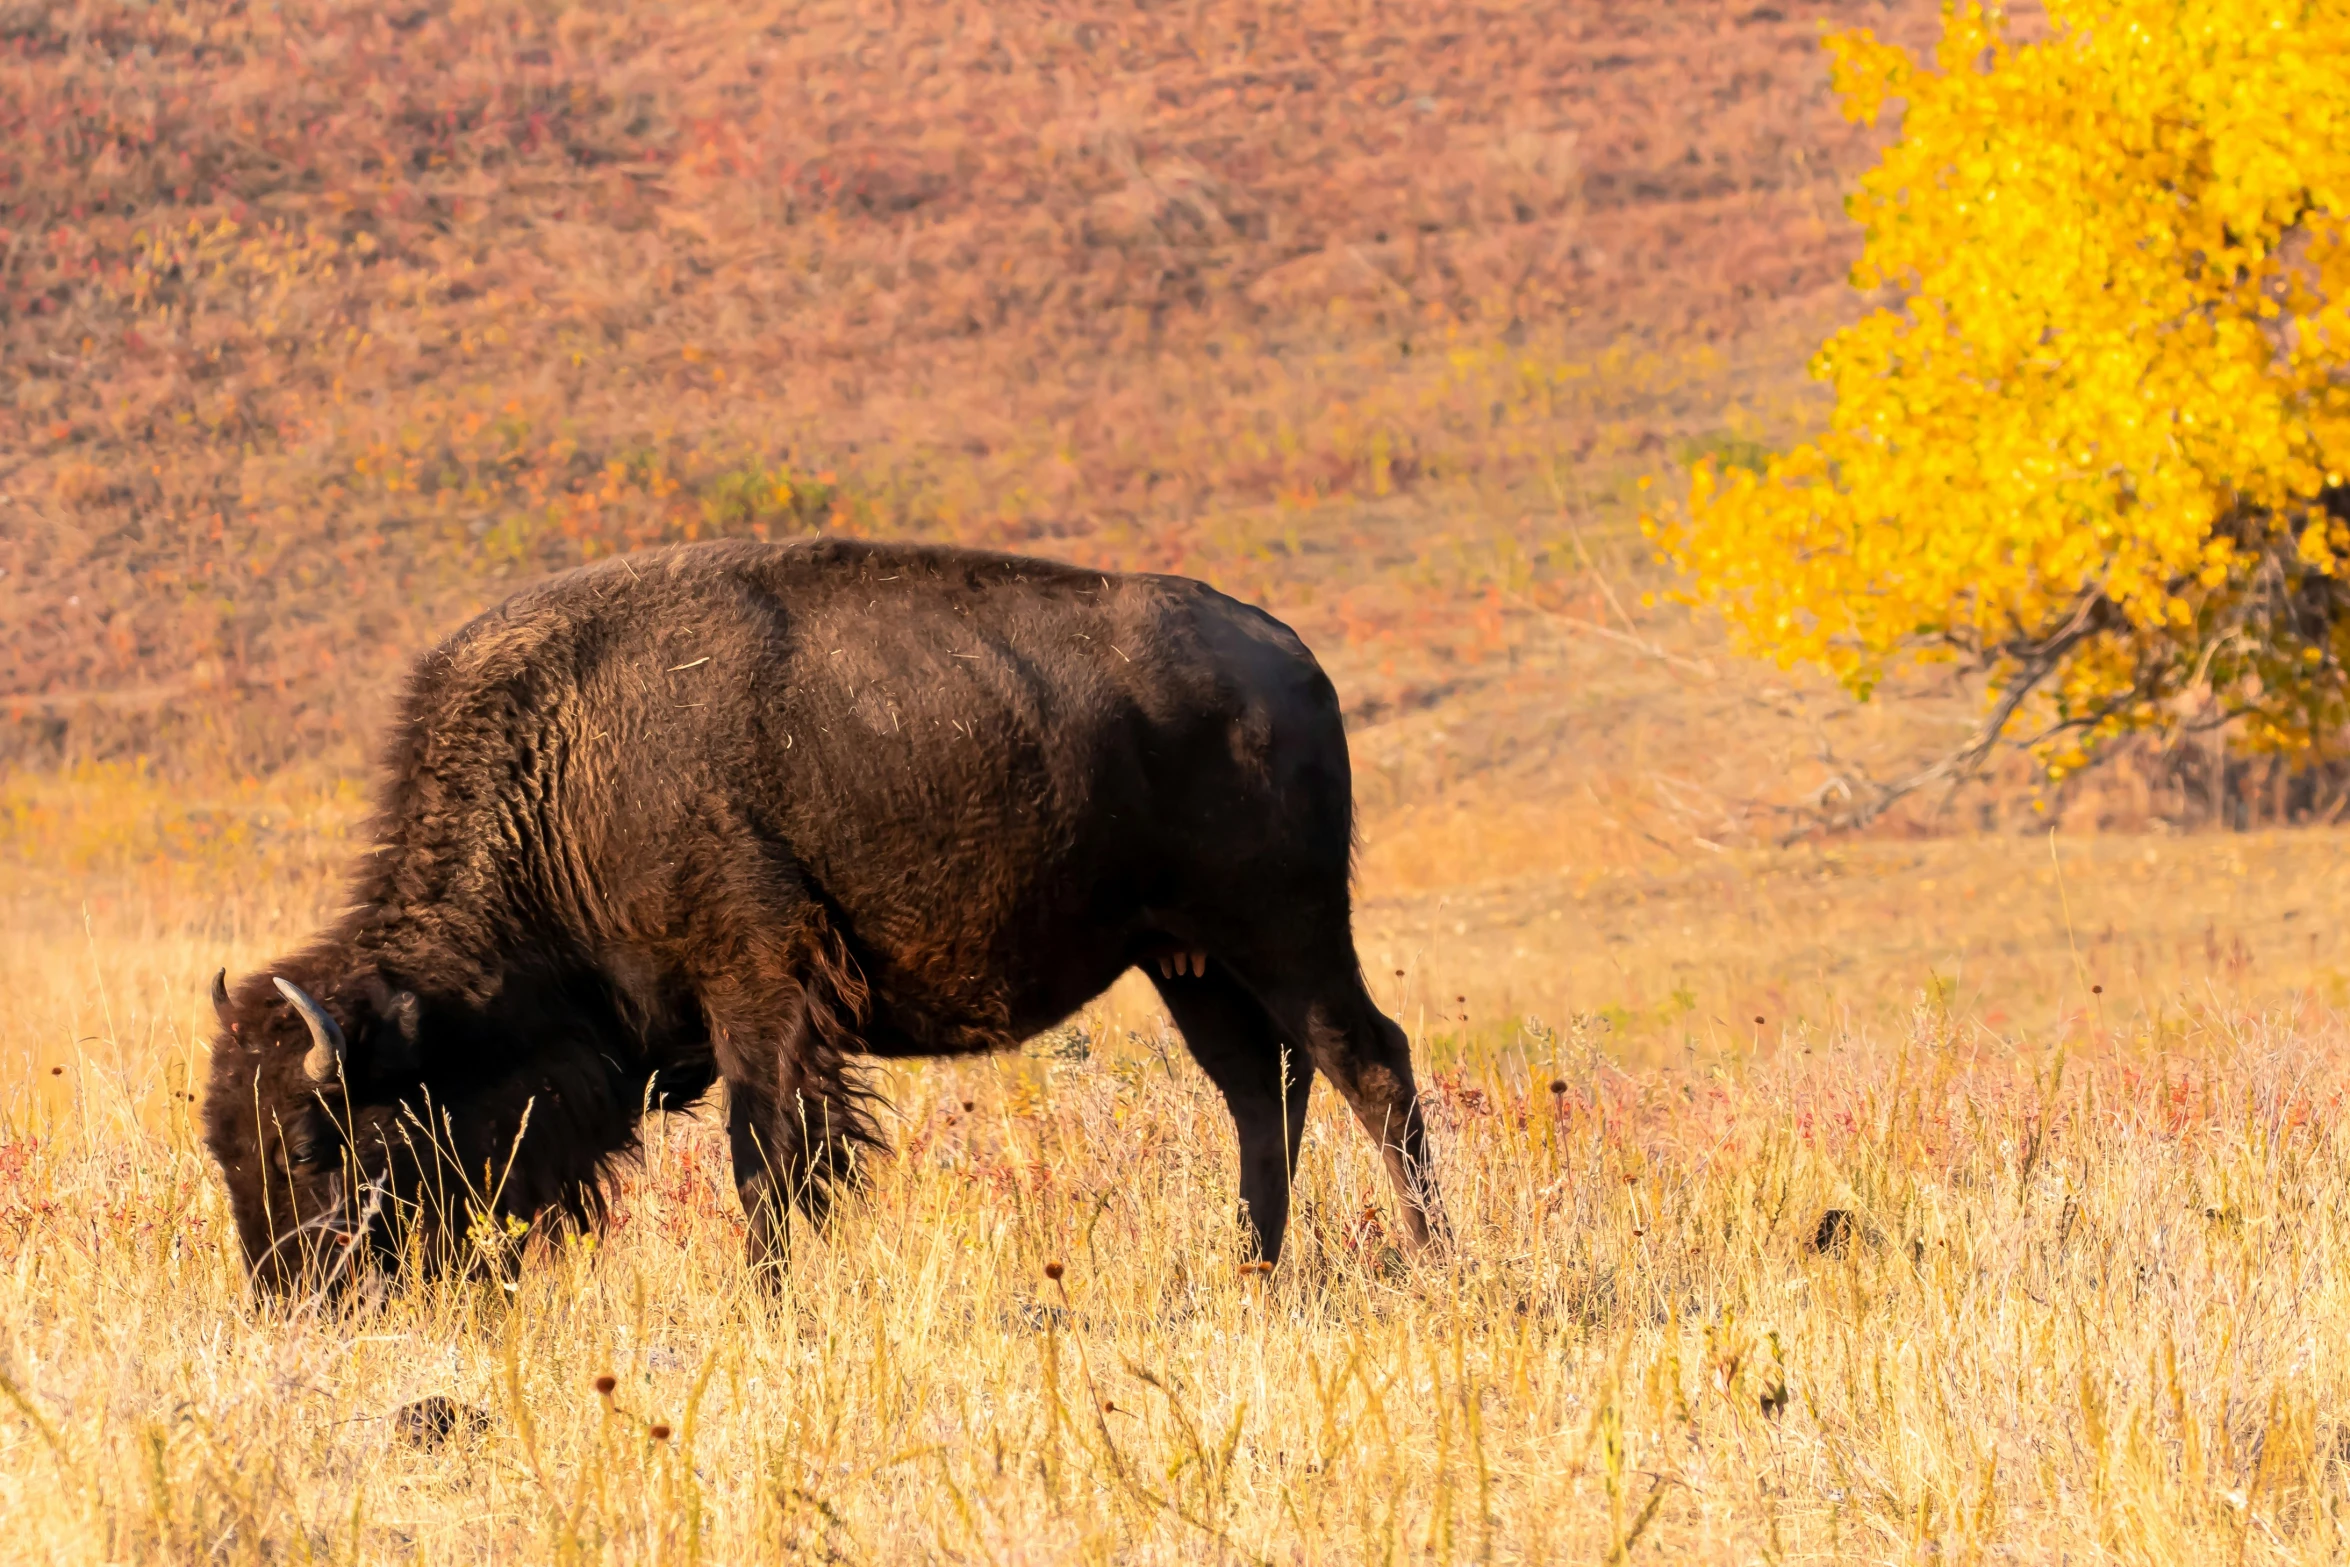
[1660,0,2350,805]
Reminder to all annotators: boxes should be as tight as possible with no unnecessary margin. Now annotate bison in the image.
[202,538,1446,1292]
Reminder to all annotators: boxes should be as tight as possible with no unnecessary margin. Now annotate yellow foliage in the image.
[1660,0,2350,766]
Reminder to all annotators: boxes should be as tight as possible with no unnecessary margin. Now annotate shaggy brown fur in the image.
[202,538,1446,1293]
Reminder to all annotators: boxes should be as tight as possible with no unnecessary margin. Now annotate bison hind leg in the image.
[1151,962,1314,1265]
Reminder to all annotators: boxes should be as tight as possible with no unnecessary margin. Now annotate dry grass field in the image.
[8,0,2350,1562]
[4,775,2350,1564]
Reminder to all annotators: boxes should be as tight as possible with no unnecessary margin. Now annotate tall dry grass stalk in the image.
[2,835,2347,1563]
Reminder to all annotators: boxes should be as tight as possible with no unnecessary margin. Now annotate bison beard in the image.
[201,539,1448,1293]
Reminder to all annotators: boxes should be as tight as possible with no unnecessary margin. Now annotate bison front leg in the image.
[723,1073,795,1279]
[715,1009,877,1284]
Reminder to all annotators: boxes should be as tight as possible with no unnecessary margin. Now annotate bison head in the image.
[201,966,425,1294]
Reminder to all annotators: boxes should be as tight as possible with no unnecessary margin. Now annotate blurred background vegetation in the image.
[3,0,1940,783]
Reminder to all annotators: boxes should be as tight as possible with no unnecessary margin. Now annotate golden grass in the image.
[4,793,2349,1563]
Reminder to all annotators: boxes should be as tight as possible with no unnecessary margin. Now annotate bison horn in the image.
[210,968,234,1030]
[274,977,346,1084]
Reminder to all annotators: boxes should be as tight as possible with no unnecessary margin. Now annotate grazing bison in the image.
[202,538,1446,1292]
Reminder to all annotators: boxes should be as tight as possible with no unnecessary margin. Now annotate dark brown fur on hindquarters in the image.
[201,537,1446,1295]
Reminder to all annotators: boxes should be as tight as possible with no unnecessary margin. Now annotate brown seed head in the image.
[49,1066,62,1076]
[649,1422,672,1442]
[962,1099,975,1112]
[1547,1078,1568,1096]
[1043,1260,1064,1281]
[1754,1015,1766,1025]
[2091,984,2103,995]
[593,1374,616,1396]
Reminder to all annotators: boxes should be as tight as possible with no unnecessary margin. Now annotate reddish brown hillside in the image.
[0,0,1945,773]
